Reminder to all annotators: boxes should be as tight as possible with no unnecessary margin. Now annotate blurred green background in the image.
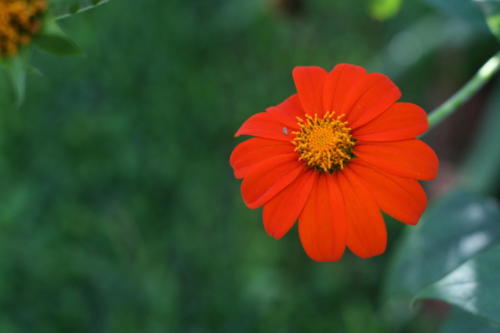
[0,0,499,332]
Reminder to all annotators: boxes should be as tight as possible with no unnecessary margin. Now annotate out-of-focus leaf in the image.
[440,306,500,333]
[461,81,500,193]
[0,54,27,106]
[422,0,485,26]
[26,65,43,77]
[383,190,500,321]
[48,0,110,20]
[475,0,500,41]
[417,244,500,325]
[370,0,403,21]
[369,16,478,78]
[33,19,81,55]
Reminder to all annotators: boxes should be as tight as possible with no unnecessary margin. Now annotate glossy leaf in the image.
[440,306,500,333]
[48,0,110,19]
[33,19,81,55]
[417,244,500,325]
[383,190,500,319]
[475,0,500,41]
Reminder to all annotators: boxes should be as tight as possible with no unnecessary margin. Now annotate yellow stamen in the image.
[292,112,355,173]
[0,0,47,58]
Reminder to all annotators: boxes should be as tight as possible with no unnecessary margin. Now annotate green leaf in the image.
[0,54,28,106]
[422,0,485,25]
[460,81,500,193]
[370,0,403,21]
[475,0,500,41]
[368,15,478,78]
[26,65,43,77]
[383,190,500,321]
[48,0,110,20]
[368,14,479,79]
[440,306,500,333]
[33,19,81,55]
[417,244,500,325]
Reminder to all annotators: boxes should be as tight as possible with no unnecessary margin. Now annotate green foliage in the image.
[461,81,500,193]
[475,0,500,41]
[440,307,500,333]
[370,0,403,21]
[417,244,500,325]
[383,191,500,320]
[0,53,27,106]
[422,0,485,25]
[33,19,81,55]
[0,1,406,331]
[49,0,110,19]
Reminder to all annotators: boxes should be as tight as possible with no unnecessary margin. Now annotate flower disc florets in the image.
[292,112,355,173]
[0,0,47,57]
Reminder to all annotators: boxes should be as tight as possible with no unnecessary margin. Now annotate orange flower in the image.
[230,64,439,261]
[0,0,47,57]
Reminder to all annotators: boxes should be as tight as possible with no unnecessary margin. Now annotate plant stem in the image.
[427,50,500,130]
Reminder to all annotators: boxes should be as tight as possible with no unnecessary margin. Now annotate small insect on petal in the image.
[282,127,289,135]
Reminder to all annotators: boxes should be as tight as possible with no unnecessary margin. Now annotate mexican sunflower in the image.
[0,0,47,58]
[229,64,439,261]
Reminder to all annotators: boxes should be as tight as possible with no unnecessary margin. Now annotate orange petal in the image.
[235,112,293,141]
[292,66,327,116]
[354,140,439,181]
[338,169,387,258]
[298,174,347,262]
[266,94,304,130]
[263,170,316,239]
[354,102,428,142]
[241,160,304,209]
[323,63,367,114]
[343,73,401,129]
[230,138,296,179]
[349,163,427,225]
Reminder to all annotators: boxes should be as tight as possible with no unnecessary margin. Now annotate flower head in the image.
[230,64,439,261]
[293,112,355,172]
[0,0,47,58]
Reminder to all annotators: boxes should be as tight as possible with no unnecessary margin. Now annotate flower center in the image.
[0,0,47,58]
[292,112,355,173]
